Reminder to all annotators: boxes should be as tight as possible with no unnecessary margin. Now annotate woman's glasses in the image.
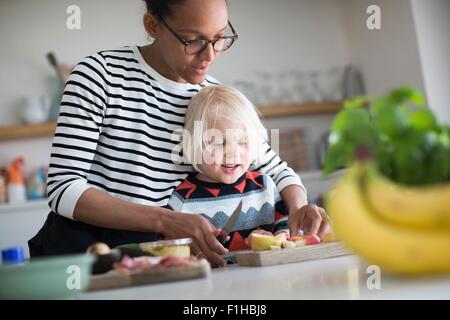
[154,12,238,55]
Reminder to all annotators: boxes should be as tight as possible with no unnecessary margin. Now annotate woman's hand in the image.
[161,211,229,267]
[288,204,332,239]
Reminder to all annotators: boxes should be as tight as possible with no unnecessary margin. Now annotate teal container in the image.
[0,253,95,300]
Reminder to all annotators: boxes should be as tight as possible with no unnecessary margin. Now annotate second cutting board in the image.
[87,259,210,291]
[234,241,351,267]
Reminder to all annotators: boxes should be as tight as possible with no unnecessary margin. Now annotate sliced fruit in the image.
[144,245,190,257]
[290,235,305,242]
[294,239,305,247]
[323,233,336,243]
[270,245,282,250]
[304,235,321,245]
[250,233,274,251]
[282,241,296,249]
[273,233,287,247]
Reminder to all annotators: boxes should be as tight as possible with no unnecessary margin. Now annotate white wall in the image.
[212,0,352,83]
[339,0,425,98]
[411,0,450,124]
[0,0,147,127]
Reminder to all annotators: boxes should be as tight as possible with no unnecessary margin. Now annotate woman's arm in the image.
[46,53,107,219]
[73,187,166,232]
[74,188,228,267]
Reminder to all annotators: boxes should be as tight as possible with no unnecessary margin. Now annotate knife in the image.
[216,200,243,245]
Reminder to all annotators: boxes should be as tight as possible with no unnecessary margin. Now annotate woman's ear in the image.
[143,12,159,39]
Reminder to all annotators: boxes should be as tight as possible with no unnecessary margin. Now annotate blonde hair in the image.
[183,85,268,172]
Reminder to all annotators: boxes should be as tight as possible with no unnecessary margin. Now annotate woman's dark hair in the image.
[143,0,186,19]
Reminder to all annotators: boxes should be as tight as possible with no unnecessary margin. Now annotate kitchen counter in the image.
[80,255,450,300]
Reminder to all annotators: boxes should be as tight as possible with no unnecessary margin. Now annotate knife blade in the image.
[216,200,243,245]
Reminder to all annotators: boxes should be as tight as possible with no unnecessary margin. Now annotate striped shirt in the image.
[47,46,305,220]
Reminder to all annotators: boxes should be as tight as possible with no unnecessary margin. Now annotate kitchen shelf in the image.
[0,122,56,142]
[257,101,342,118]
[0,102,343,142]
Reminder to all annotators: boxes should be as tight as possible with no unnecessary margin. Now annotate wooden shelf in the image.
[0,102,343,142]
[257,101,342,118]
[0,122,56,142]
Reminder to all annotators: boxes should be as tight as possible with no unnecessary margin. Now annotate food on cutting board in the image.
[139,238,191,257]
[249,232,324,252]
[87,242,111,255]
[87,243,122,274]
[87,239,199,275]
[113,255,201,274]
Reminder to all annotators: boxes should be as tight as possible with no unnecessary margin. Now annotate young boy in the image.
[167,85,295,251]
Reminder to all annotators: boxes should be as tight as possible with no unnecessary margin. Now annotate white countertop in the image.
[80,255,450,300]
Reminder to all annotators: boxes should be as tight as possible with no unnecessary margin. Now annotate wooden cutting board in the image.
[87,259,210,291]
[234,241,351,267]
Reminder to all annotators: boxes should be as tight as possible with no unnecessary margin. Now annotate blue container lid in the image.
[2,246,25,265]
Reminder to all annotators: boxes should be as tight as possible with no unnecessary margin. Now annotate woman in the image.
[29,0,330,267]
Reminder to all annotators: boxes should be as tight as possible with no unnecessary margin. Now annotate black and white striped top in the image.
[47,46,304,220]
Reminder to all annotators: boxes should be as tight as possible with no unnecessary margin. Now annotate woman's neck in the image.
[139,44,186,83]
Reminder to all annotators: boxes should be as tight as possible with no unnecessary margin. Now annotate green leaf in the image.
[331,107,371,133]
[323,86,448,185]
[409,108,437,131]
[374,103,410,137]
[323,138,354,175]
[388,86,425,106]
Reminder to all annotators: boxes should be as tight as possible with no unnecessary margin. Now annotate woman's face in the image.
[151,0,229,84]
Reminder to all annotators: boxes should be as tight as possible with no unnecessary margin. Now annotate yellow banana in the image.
[327,164,450,275]
[365,165,450,230]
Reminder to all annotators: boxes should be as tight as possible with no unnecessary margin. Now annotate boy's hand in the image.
[288,204,332,240]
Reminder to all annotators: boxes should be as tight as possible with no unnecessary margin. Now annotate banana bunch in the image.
[326,163,450,275]
[365,166,450,230]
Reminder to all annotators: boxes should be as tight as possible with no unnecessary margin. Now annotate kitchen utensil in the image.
[216,200,243,245]
[46,52,65,86]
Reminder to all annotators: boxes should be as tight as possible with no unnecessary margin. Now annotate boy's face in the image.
[197,120,251,184]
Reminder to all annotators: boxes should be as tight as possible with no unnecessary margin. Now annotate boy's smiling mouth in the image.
[221,164,239,168]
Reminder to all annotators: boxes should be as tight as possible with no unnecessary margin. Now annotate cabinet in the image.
[0,200,49,258]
